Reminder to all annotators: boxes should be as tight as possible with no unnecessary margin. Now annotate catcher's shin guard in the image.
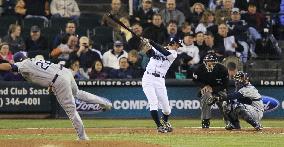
[237,107,261,130]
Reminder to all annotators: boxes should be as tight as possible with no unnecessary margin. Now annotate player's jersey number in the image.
[35,60,52,70]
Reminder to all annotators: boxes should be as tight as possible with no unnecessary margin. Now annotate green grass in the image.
[0,119,283,147]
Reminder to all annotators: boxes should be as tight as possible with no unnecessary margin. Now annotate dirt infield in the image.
[0,127,283,147]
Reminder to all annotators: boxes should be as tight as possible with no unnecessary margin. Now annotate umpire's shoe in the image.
[161,119,173,132]
[202,119,210,128]
[157,126,167,133]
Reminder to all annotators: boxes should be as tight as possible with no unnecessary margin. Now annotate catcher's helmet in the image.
[13,52,27,62]
[233,71,250,87]
[203,53,218,72]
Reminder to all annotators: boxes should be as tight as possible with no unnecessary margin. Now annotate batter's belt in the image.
[51,65,63,84]
[146,71,165,78]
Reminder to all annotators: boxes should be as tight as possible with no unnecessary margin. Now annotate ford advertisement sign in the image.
[261,95,280,112]
[75,99,104,112]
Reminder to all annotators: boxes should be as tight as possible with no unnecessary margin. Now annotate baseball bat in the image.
[107,13,142,40]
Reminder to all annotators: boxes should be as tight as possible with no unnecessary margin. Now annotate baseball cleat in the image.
[78,135,90,141]
[157,126,167,133]
[254,124,263,131]
[161,119,173,132]
[225,123,241,130]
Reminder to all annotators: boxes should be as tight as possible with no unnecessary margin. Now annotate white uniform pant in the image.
[52,68,109,140]
[142,74,171,115]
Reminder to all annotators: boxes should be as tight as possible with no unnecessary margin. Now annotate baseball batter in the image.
[0,52,112,140]
[141,37,181,133]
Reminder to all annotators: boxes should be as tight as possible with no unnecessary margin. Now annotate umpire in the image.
[193,52,229,128]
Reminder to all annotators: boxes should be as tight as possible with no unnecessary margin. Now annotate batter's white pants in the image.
[142,74,171,115]
[52,68,111,140]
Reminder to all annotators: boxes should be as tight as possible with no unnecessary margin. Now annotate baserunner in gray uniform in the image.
[0,52,112,140]
[223,71,264,130]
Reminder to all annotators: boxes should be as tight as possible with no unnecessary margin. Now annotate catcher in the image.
[221,71,263,130]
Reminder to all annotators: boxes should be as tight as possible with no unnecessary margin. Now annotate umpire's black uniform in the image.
[193,63,229,128]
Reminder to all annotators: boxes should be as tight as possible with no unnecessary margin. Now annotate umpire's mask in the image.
[203,53,218,72]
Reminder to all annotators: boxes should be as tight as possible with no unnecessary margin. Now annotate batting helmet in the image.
[203,53,218,72]
[168,37,183,47]
[13,52,27,62]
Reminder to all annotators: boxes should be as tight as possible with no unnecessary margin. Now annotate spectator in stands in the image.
[68,58,89,80]
[255,28,282,59]
[194,31,206,51]
[179,22,193,38]
[215,0,234,24]
[109,57,134,79]
[101,0,128,32]
[203,32,215,51]
[88,39,102,59]
[201,32,215,62]
[227,61,238,80]
[15,0,50,22]
[114,17,132,42]
[102,40,128,70]
[242,2,266,37]
[1,0,17,16]
[165,20,180,44]
[227,8,250,62]
[195,10,217,34]
[0,58,24,81]
[50,0,80,21]
[25,25,49,59]
[2,24,25,53]
[214,23,244,60]
[127,23,143,51]
[52,21,77,49]
[187,3,205,27]
[131,0,155,29]
[50,34,78,61]
[160,0,185,27]
[128,49,143,78]
[177,32,200,69]
[89,60,108,79]
[69,36,101,74]
[14,0,25,17]
[234,0,266,13]
[0,42,13,63]
[143,13,167,44]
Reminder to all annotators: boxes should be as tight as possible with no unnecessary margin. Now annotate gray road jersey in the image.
[14,58,62,87]
[239,85,264,112]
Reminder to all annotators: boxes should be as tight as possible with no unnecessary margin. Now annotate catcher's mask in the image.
[203,53,218,72]
[233,71,249,88]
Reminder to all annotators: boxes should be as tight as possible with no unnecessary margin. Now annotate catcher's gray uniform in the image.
[225,84,264,130]
[14,58,112,140]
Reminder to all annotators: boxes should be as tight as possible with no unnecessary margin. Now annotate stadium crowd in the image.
[0,0,282,80]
